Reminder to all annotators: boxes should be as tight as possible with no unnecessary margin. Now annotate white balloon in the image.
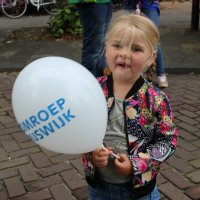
[12,57,107,154]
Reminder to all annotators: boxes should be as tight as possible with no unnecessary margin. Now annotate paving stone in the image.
[180,99,194,105]
[0,135,20,152]
[178,110,199,118]
[179,104,199,112]
[0,181,3,190]
[178,129,198,141]
[4,176,26,198]
[61,169,86,190]
[12,189,52,200]
[177,122,199,133]
[50,154,81,164]
[0,115,14,124]
[159,182,191,200]
[4,92,12,101]
[12,131,30,143]
[72,186,89,200]
[159,192,169,200]
[0,112,7,117]
[173,111,182,117]
[41,148,60,157]
[0,98,10,108]
[0,127,21,135]
[175,147,196,161]
[20,141,37,149]
[192,149,200,159]
[157,173,167,186]
[187,170,200,183]
[190,159,200,168]
[161,168,191,189]
[18,163,40,182]
[196,111,200,115]
[166,155,194,173]
[0,192,7,200]
[0,124,4,130]
[9,146,40,158]
[4,121,19,128]
[50,184,74,200]
[185,184,200,200]
[71,158,84,176]
[177,138,198,152]
[191,140,200,148]
[196,124,200,129]
[0,168,18,179]
[160,162,171,171]
[0,156,29,170]
[174,118,181,124]
[38,163,72,177]
[30,152,52,168]
[25,175,63,192]
[0,147,8,161]
[7,109,15,118]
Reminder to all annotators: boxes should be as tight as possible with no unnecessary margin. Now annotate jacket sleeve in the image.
[130,91,178,175]
[82,153,95,175]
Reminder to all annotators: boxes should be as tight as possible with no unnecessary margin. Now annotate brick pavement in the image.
[0,72,200,200]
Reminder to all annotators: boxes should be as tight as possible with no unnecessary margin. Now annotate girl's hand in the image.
[114,154,132,176]
[91,148,112,168]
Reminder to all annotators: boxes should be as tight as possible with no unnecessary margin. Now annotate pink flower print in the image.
[82,155,88,168]
[134,158,148,172]
[171,136,177,146]
[130,99,139,107]
[159,121,171,133]
[139,115,148,126]
[140,101,147,109]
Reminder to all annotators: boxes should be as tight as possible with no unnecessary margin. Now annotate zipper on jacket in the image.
[123,100,131,155]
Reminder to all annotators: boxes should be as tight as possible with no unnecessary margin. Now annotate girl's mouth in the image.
[116,56,131,68]
[117,60,130,68]
[118,62,126,67]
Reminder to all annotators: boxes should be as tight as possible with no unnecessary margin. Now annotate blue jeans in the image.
[76,4,112,77]
[142,9,165,76]
[88,180,160,200]
[124,5,165,76]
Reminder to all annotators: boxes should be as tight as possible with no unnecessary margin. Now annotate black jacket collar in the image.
[106,75,144,99]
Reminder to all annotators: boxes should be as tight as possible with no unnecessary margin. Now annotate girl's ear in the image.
[147,50,157,67]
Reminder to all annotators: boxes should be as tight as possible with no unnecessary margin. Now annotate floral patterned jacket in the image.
[82,75,178,198]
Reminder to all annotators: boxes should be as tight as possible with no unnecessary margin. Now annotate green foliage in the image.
[48,5,82,38]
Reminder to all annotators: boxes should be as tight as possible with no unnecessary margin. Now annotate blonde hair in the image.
[105,13,160,55]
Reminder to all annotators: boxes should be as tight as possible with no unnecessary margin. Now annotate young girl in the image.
[82,13,178,200]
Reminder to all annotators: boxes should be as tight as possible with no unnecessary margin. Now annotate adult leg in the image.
[96,4,112,77]
[142,8,165,76]
[76,3,112,77]
[142,8,168,87]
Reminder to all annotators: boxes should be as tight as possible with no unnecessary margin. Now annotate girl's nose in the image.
[119,48,130,59]
[119,54,130,59]
[119,51,131,65]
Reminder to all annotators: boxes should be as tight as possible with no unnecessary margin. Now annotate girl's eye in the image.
[112,43,121,48]
[131,47,142,52]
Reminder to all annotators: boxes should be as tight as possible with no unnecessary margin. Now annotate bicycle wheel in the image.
[1,0,27,19]
[44,0,66,15]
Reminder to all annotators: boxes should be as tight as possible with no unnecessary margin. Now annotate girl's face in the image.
[105,30,156,83]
